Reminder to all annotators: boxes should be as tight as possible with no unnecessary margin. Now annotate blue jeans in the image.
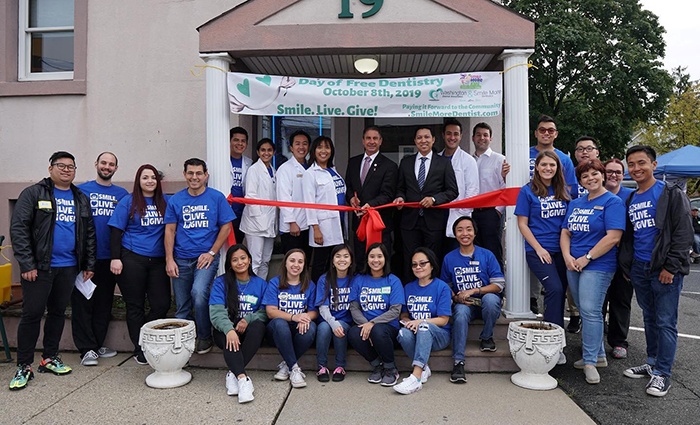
[398,323,451,369]
[267,318,317,369]
[526,251,568,327]
[693,234,700,253]
[172,255,219,340]
[629,260,683,377]
[567,269,614,365]
[316,320,351,368]
[451,293,501,361]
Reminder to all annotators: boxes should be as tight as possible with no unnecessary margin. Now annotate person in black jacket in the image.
[9,151,96,391]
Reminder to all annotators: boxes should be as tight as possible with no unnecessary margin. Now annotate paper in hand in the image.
[75,273,96,300]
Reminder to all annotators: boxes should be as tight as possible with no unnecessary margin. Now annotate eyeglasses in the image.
[575,146,598,153]
[605,170,623,175]
[411,260,430,269]
[51,163,77,171]
[537,127,557,134]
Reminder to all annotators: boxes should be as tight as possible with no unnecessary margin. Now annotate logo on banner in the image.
[460,73,484,89]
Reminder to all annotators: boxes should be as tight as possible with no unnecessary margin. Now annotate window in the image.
[18,0,74,80]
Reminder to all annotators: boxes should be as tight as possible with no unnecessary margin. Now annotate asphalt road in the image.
[550,261,700,424]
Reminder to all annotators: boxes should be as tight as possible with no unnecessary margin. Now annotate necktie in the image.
[360,156,371,185]
[418,157,427,190]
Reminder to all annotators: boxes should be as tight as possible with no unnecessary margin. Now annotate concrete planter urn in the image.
[139,319,196,389]
[507,320,566,390]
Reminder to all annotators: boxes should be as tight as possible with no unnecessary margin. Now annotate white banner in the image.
[227,72,502,118]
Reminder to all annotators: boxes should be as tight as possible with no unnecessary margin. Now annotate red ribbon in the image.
[227,187,520,249]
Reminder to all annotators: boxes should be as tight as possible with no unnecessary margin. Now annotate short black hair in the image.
[363,126,382,138]
[472,122,492,137]
[411,247,439,279]
[626,145,656,162]
[443,118,462,133]
[229,127,249,141]
[575,136,598,148]
[288,130,311,147]
[537,114,557,126]
[363,242,391,277]
[414,126,434,138]
[49,151,75,164]
[452,215,478,238]
[183,158,207,173]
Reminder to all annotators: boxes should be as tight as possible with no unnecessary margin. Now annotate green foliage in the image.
[639,83,700,154]
[503,0,673,160]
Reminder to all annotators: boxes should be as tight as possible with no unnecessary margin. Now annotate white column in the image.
[499,49,535,319]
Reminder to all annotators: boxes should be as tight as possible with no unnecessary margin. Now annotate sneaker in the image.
[393,374,422,395]
[420,365,431,384]
[573,357,607,369]
[274,361,290,381]
[97,346,117,358]
[623,363,653,379]
[316,366,330,382]
[290,366,307,388]
[9,365,33,391]
[332,367,346,382]
[584,365,600,384]
[196,338,213,355]
[226,371,239,396]
[646,374,671,397]
[450,361,467,384]
[557,352,567,365]
[480,337,497,352]
[80,350,99,366]
[133,351,148,365]
[567,316,581,334]
[238,376,255,403]
[612,346,628,359]
[380,367,400,387]
[367,364,383,384]
[38,356,72,375]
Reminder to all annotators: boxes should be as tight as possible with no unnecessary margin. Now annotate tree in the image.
[639,83,700,154]
[503,0,673,160]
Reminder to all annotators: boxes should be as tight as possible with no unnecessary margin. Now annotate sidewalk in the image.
[0,352,594,425]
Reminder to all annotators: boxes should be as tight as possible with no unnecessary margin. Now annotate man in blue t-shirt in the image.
[72,152,128,366]
[440,216,505,384]
[618,145,693,397]
[229,126,252,245]
[9,151,96,390]
[165,158,235,355]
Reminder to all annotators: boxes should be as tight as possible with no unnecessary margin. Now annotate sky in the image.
[639,0,700,81]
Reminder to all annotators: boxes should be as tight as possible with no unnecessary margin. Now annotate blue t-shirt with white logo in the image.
[440,246,504,296]
[529,146,578,198]
[349,274,404,329]
[326,168,346,222]
[514,184,568,252]
[402,278,452,332]
[164,187,236,259]
[108,195,168,257]
[562,191,626,272]
[230,156,244,217]
[629,180,665,262]
[209,275,267,320]
[52,188,77,267]
[315,274,352,324]
[262,276,317,315]
[79,181,128,260]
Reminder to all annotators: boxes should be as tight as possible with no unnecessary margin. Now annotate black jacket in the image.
[10,177,96,273]
[618,182,693,277]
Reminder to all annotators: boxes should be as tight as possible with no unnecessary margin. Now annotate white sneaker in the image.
[274,361,290,381]
[290,366,307,388]
[80,350,99,366]
[420,365,431,384]
[393,375,422,395]
[226,371,239,396]
[557,352,566,365]
[238,377,255,403]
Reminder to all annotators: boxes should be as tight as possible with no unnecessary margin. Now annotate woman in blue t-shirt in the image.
[347,243,405,387]
[515,150,570,329]
[394,247,452,395]
[561,159,625,385]
[108,164,170,365]
[263,249,317,389]
[209,244,267,403]
[315,243,355,382]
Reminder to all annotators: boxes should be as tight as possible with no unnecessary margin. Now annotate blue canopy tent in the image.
[652,145,700,179]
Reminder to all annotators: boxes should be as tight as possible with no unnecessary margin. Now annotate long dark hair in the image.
[223,244,256,320]
[308,136,335,168]
[362,242,391,277]
[531,151,570,200]
[130,164,167,219]
[320,244,355,309]
[278,248,311,293]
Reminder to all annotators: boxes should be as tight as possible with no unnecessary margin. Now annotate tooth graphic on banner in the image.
[227,73,296,112]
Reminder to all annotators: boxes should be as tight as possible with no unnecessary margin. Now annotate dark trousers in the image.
[347,323,399,367]
[311,246,333,283]
[604,268,634,348]
[353,228,393,272]
[117,250,171,353]
[232,217,245,245]
[526,251,568,327]
[17,266,77,365]
[280,230,311,261]
[213,320,266,376]
[473,208,504,268]
[71,260,117,356]
[401,216,443,281]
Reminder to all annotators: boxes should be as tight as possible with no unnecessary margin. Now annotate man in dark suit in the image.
[346,126,398,270]
[394,127,458,279]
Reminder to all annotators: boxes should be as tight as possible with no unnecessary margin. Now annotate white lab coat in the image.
[276,158,308,233]
[440,147,480,237]
[302,162,345,247]
[239,159,277,238]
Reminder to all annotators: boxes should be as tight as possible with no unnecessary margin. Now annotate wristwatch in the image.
[585,253,593,261]
[208,250,216,256]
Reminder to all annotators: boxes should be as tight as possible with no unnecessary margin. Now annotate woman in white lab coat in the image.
[302,135,346,283]
[240,138,277,279]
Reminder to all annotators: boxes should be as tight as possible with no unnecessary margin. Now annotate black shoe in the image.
[196,338,213,354]
[480,337,497,352]
[450,361,467,384]
[316,366,330,382]
[603,321,609,335]
[133,351,148,365]
[567,316,581,334]
[530,297,539,315]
